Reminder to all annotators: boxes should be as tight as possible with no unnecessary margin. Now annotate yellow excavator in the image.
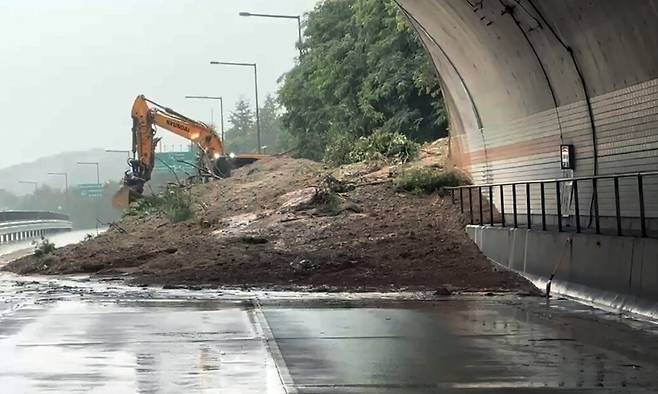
[112,95,265,209]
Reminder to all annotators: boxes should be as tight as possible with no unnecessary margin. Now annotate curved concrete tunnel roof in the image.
[396,0,658,220]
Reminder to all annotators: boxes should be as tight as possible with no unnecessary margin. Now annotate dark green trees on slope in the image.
[224,96,289,154]
[279,0,447,161]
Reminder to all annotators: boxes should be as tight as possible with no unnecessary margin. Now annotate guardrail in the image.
[0,211,72,244]
[445,171,658,238]
[0,211,70,223]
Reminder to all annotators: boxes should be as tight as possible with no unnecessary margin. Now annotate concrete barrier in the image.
[467,225,658,319]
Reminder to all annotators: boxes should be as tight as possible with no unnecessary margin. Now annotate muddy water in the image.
[2,235,658,392]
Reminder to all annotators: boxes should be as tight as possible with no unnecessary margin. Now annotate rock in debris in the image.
[433,287,452,296]
[290,259,319,274]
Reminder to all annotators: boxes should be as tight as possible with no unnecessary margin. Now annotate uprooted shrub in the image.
[33,238,56,258]
[127,185,194,223]
[297,175,360,216]
[395,168,471,195]
[324,131,420,166]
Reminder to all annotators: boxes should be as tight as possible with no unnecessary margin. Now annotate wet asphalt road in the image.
[1,275,658,393]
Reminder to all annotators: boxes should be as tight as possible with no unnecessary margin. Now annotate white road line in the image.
[251,298,298,394]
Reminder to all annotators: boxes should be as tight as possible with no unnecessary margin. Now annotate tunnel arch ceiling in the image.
[397,0,658,184]
[397,0,658,222]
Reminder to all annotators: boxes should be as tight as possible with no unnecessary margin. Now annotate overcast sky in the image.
[0,0,318,170]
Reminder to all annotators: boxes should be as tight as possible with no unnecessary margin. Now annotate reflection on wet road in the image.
[0,299,283,393]
[1,277,658,393]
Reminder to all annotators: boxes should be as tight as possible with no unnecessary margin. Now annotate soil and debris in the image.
[3,139,537,294]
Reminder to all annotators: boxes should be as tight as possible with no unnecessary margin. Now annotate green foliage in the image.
[127,186,194,223]
[322,132,357,166]
[224,95,294,154]
[324,130,419,166]
[279,0,447,161]
[395,168,470,194]
[350,131,419,164]
[160,187,194,223]
[127,196,161,217]
[33,238,56,258]
[224,98,257,153]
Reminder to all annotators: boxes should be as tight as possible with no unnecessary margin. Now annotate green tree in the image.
[225,99,257,153]
[225,96,294,154]
[260,94,294,154]
[278,0,446,161]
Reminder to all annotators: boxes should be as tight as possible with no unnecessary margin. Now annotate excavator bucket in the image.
[111,185,133,210]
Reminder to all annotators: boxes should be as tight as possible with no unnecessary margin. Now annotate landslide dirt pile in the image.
[4,140,536,293]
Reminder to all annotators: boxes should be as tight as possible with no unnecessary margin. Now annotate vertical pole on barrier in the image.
[593,178,600,235]
[459,188,464,213]
[478,187,484,225]
[614,177,622,236]
[556,181,562,232]
[638,174,647,238]
[540,182,547,231]
[573,180,581,233]
[512,184,518,228]
[468,187,474,224]
[488,185,494,225]
[500,184,506,227]
[526,183,532,229]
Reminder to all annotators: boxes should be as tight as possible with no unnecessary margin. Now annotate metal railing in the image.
[445,171,658,238]
[0,211,70,223]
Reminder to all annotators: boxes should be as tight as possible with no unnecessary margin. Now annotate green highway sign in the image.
[77,183,104,198]
[154,151,196,173]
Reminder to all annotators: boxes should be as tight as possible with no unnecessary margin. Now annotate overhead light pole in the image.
[48,172,69,211]
[239,12,303,58]
[47,172,68,193]
[76,161,100,185]
[185,96,225,142]
[209,61,262,153]
[105,149,132,161]
[76,161,101,234]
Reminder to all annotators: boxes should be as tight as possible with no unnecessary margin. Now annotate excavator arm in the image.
[113,95,265,209]
[128,95,225,189]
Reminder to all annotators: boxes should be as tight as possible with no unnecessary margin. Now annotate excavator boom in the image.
[114,95,262,209]
[127,95,225,189]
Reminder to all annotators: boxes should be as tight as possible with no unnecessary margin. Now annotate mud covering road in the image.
[3,141,534,294]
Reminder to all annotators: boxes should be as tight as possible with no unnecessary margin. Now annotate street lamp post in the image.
[209,61,262,153]
[105,149,132,161]
[185,96,225,142]
[76,161,100,185]
[239,12,303,58]
[77,161,101,234]
[48,172,69,212]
